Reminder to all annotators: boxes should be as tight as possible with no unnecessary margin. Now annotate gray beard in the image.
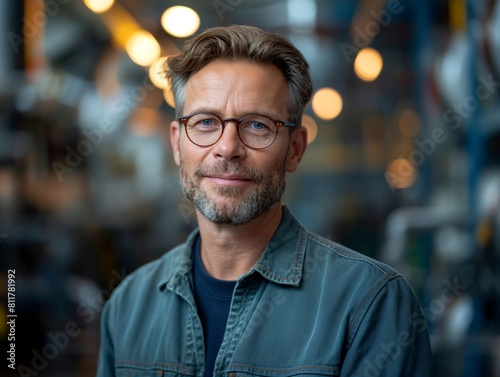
[180,159,286,226]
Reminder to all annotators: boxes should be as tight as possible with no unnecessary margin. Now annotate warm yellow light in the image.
[385,158,417,189]
[161,6,200,38]
[128,108,160,136]
[149,56,170,89]
[354,48,383,82]
[126,30,161,67]
[302,114,318,144]
[163,88,175,108]
[98,4,141,49]
[398,108,422,137]
[84,0,115,13]
[312,87,343,120]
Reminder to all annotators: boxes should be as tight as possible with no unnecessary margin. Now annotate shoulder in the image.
[305,229,399,278]
[302,230,424,330]
[301,229,410,301]
[280,207,400,285]
[306,230,398,278]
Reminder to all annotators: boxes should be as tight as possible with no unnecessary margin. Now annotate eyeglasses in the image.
[178,112,296,150]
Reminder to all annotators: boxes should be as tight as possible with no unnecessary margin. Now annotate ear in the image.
[286,125,307,173]
[170,120,181,166]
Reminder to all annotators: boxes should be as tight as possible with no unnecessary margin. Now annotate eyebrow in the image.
[182,109,285,121]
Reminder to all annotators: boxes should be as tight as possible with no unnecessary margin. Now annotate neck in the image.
[196,204,283,281]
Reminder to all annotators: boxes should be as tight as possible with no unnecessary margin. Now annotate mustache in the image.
[193,161,263,181]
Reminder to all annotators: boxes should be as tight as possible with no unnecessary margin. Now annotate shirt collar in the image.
[247,206,307,286]
[158,206,307,291]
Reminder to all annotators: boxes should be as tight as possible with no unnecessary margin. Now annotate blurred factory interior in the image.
[0,0,500,375]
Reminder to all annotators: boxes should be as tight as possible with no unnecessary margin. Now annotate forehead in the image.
[183,59,289,117]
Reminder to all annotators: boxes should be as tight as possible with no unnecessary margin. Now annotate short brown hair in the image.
[166,25,312,126]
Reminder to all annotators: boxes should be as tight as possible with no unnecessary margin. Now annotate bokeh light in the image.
[385,158,417,189]
[302,114,318,144]
[126,30,161,67]
[361,115,386,169]
[161,6,200,38]
[163,88,175,108]
[354,48,384,82]
[83,0,115,13]
[128,108,160,137]
[398,108,422,138]
[149,56,170,90]
[312,87,343,120]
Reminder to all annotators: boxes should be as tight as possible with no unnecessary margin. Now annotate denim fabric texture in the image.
[97,206,432,377]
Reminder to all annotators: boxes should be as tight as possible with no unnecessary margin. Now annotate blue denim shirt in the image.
[97,207,432,376]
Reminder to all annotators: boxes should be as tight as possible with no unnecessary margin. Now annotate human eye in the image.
[189,114,220,131]
[249,121,266,130]
[200,118,215,126]
[241,117,273,134]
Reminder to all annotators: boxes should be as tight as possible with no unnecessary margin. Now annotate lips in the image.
[193,161,263,184]
[205,174,253,186]
[207,174,252,181]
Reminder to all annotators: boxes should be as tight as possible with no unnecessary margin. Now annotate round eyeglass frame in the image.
[178,112,297,150]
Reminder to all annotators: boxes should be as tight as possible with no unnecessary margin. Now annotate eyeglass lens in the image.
[185,113,277,148]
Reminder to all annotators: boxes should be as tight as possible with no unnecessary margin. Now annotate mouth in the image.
[204,174,253,186]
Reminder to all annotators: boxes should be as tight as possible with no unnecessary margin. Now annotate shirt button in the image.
[156,371,164,376]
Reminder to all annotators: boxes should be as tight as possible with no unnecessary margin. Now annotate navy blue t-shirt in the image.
[192,237,236,377]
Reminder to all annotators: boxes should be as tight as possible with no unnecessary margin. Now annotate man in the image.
[97,25,432,376]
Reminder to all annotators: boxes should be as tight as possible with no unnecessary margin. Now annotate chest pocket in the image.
[225,374,339,377]
[224,365,340,377]
[116,363,200,377]
[116,369,189,377]
[116,369,162,377]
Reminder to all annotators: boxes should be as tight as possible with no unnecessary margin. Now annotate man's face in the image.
[170,59,306,226]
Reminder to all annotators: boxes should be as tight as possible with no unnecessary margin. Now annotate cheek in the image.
[179,142,212,169]
[255,151,288,176]
[271,140,290,166]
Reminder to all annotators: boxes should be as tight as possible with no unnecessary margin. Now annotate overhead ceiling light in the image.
[149,56,170,89]
[83,0,115,14]
[126,30,161,67]
[312,87,343,120]
[161,6,200,38]
[354,48,383,82]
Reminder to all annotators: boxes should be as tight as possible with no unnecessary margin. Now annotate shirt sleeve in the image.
[341,275,433,376]
[96,300,115,376]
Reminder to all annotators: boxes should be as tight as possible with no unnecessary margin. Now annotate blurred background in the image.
[0,0,499,375]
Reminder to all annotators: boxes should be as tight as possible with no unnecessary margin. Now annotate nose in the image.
[211,121,247,161]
